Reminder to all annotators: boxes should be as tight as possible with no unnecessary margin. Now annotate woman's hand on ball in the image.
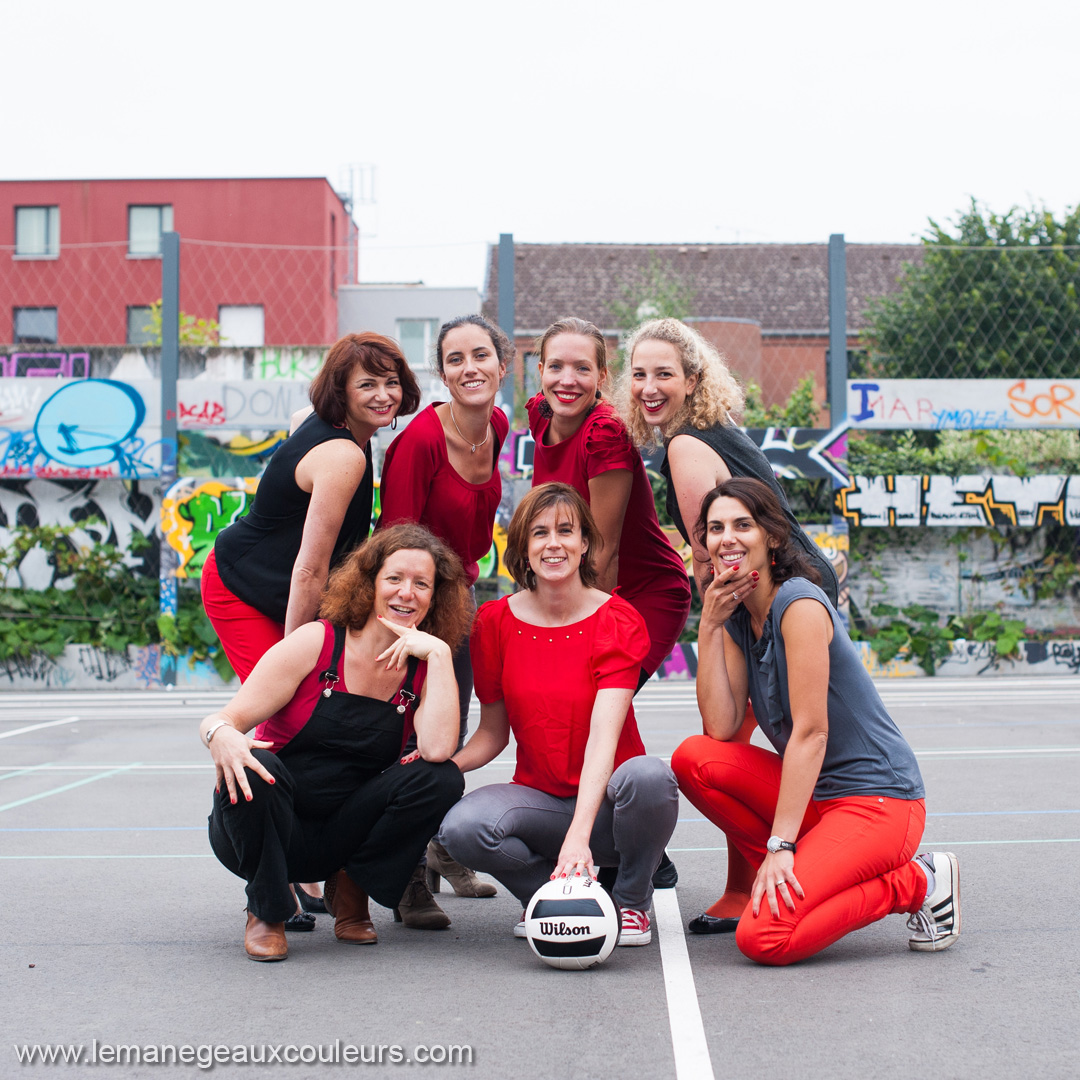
[552,834,596,881]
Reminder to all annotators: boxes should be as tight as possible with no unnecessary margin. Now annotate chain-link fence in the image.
[854,245,1080,381]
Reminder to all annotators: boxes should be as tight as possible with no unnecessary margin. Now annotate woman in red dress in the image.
[378,313,512,908]
[438,484,679,946]
[527,317,691,686]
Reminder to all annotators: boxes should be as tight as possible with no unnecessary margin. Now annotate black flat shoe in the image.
[284,911,316,932]
[293,884,327,914]
[688,913,740,934]
[653,853,678,889]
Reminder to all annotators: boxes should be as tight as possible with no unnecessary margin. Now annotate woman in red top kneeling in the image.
[437,484,679,947]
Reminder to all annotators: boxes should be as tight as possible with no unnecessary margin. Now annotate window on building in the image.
[219,305,265,346]
[14,206,60,257]
[522,351,541,399]
[126,305,156,345]
[128,205,174,256]
[396,318,439,371]
[14,307,58,344]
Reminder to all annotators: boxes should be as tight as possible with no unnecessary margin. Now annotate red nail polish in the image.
[268,778,275,784]
[230,797,237,805]
[246,794,252,801]
[751,571,759,579]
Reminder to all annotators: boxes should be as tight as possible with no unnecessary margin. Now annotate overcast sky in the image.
[7,0,1079,289]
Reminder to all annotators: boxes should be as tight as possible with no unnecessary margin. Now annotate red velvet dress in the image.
[470,594,649,798]
[527,395,691,675]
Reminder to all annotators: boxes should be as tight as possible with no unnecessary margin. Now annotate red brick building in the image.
[1,178,357,346]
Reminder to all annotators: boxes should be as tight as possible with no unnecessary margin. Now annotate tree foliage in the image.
[142,299,221,347]
[861,199,1080,379]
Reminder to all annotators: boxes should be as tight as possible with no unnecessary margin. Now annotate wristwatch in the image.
[203,720,230,746]
[766,835,796,854]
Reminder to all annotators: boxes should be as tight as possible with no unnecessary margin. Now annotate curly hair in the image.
[535,316,610,390]
[617,318,745,448]
[309,332,422,426]
[693,477,818,587]
[318,524,472,648]
[434,314,514,378]
[504,483,601,591]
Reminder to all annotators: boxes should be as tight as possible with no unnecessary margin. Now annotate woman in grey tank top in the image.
[671,478,961,963]
[617,317,838,933]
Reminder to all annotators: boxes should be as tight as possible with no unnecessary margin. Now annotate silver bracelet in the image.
[203,720,230,746]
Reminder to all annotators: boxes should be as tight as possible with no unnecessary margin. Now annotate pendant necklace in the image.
[449,402,491,454]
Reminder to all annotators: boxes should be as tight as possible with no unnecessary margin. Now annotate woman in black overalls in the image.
[200,524,471,962]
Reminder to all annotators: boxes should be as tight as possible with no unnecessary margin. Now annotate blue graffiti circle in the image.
[33,380,147,468]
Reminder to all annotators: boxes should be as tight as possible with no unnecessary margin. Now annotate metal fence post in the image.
[159,231,180,687]
[827,233,851,626]
[827,233,847,427]
[497,232,515,417]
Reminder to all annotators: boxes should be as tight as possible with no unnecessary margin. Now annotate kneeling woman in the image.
[200,524,470,961]
[672,478,960,965]
[439,484,679,946]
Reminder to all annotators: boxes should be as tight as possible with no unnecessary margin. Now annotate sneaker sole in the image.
[909,852,961,952]
[617,930,652,946]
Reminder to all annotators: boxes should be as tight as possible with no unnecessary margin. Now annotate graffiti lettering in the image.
[0,352,90,379]
[1007,380,1080,422]
[179,400,227,426]
[161,478,257,578]
[836,475,1080,527]
[848,379,1080,429]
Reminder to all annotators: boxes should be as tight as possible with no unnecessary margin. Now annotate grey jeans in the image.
[438,756,678,910]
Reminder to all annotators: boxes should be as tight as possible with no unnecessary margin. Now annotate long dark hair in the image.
[694,477,819,587]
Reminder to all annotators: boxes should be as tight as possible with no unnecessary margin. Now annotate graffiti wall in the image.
[0,377,307,479]
[0,643,226,691]
[513,426,850,483]
[847,379,1080,429]
[835,474,1080,527]
[846,526,1080,631]
[0,478,158,589]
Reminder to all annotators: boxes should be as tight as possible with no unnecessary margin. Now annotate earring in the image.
[537,399,554,419]
[595,389,602,400]
[391,416,398,430]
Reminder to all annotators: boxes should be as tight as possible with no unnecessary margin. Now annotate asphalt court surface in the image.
[1,676,1078,1079]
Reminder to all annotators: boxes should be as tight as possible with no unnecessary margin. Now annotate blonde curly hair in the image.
[617,318,745,449]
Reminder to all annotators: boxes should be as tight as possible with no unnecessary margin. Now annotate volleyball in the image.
[523,875,620,970]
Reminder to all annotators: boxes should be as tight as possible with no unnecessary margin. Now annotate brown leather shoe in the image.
[324,870,378,944]
[244,911,288,961]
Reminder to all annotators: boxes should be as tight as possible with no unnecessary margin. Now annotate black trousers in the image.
[208,750,464,923]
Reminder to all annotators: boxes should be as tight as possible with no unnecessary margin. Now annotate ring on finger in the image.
[733,591,740,601]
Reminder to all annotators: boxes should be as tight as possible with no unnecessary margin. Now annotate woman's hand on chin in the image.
[375,616,451,670]
[209,724,276,805]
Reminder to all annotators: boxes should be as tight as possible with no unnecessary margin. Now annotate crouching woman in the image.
[672,478,960,965]
[199,524,470,961]
[438,483,679,946]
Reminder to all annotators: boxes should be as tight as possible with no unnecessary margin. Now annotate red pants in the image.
[672,734,928,966]
[200,548,285,683]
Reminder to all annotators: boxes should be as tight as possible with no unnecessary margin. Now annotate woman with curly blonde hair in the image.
[199,524,469,961]
[617,317,839,935]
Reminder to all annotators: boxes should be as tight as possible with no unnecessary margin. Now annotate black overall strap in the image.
[317,625,347,693]
[393,656,421,713]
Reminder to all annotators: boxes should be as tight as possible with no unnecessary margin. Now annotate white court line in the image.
[653,888,714,1080]
[0,715,79,740]
[0,764,139,813]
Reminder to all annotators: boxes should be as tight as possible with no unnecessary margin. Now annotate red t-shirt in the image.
[470,594,649,798]
[527,395,687,607]
[378,403,509,585]
[255,620,425,751]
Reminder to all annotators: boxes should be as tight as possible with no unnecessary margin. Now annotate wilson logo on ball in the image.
[538,921,592,936]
